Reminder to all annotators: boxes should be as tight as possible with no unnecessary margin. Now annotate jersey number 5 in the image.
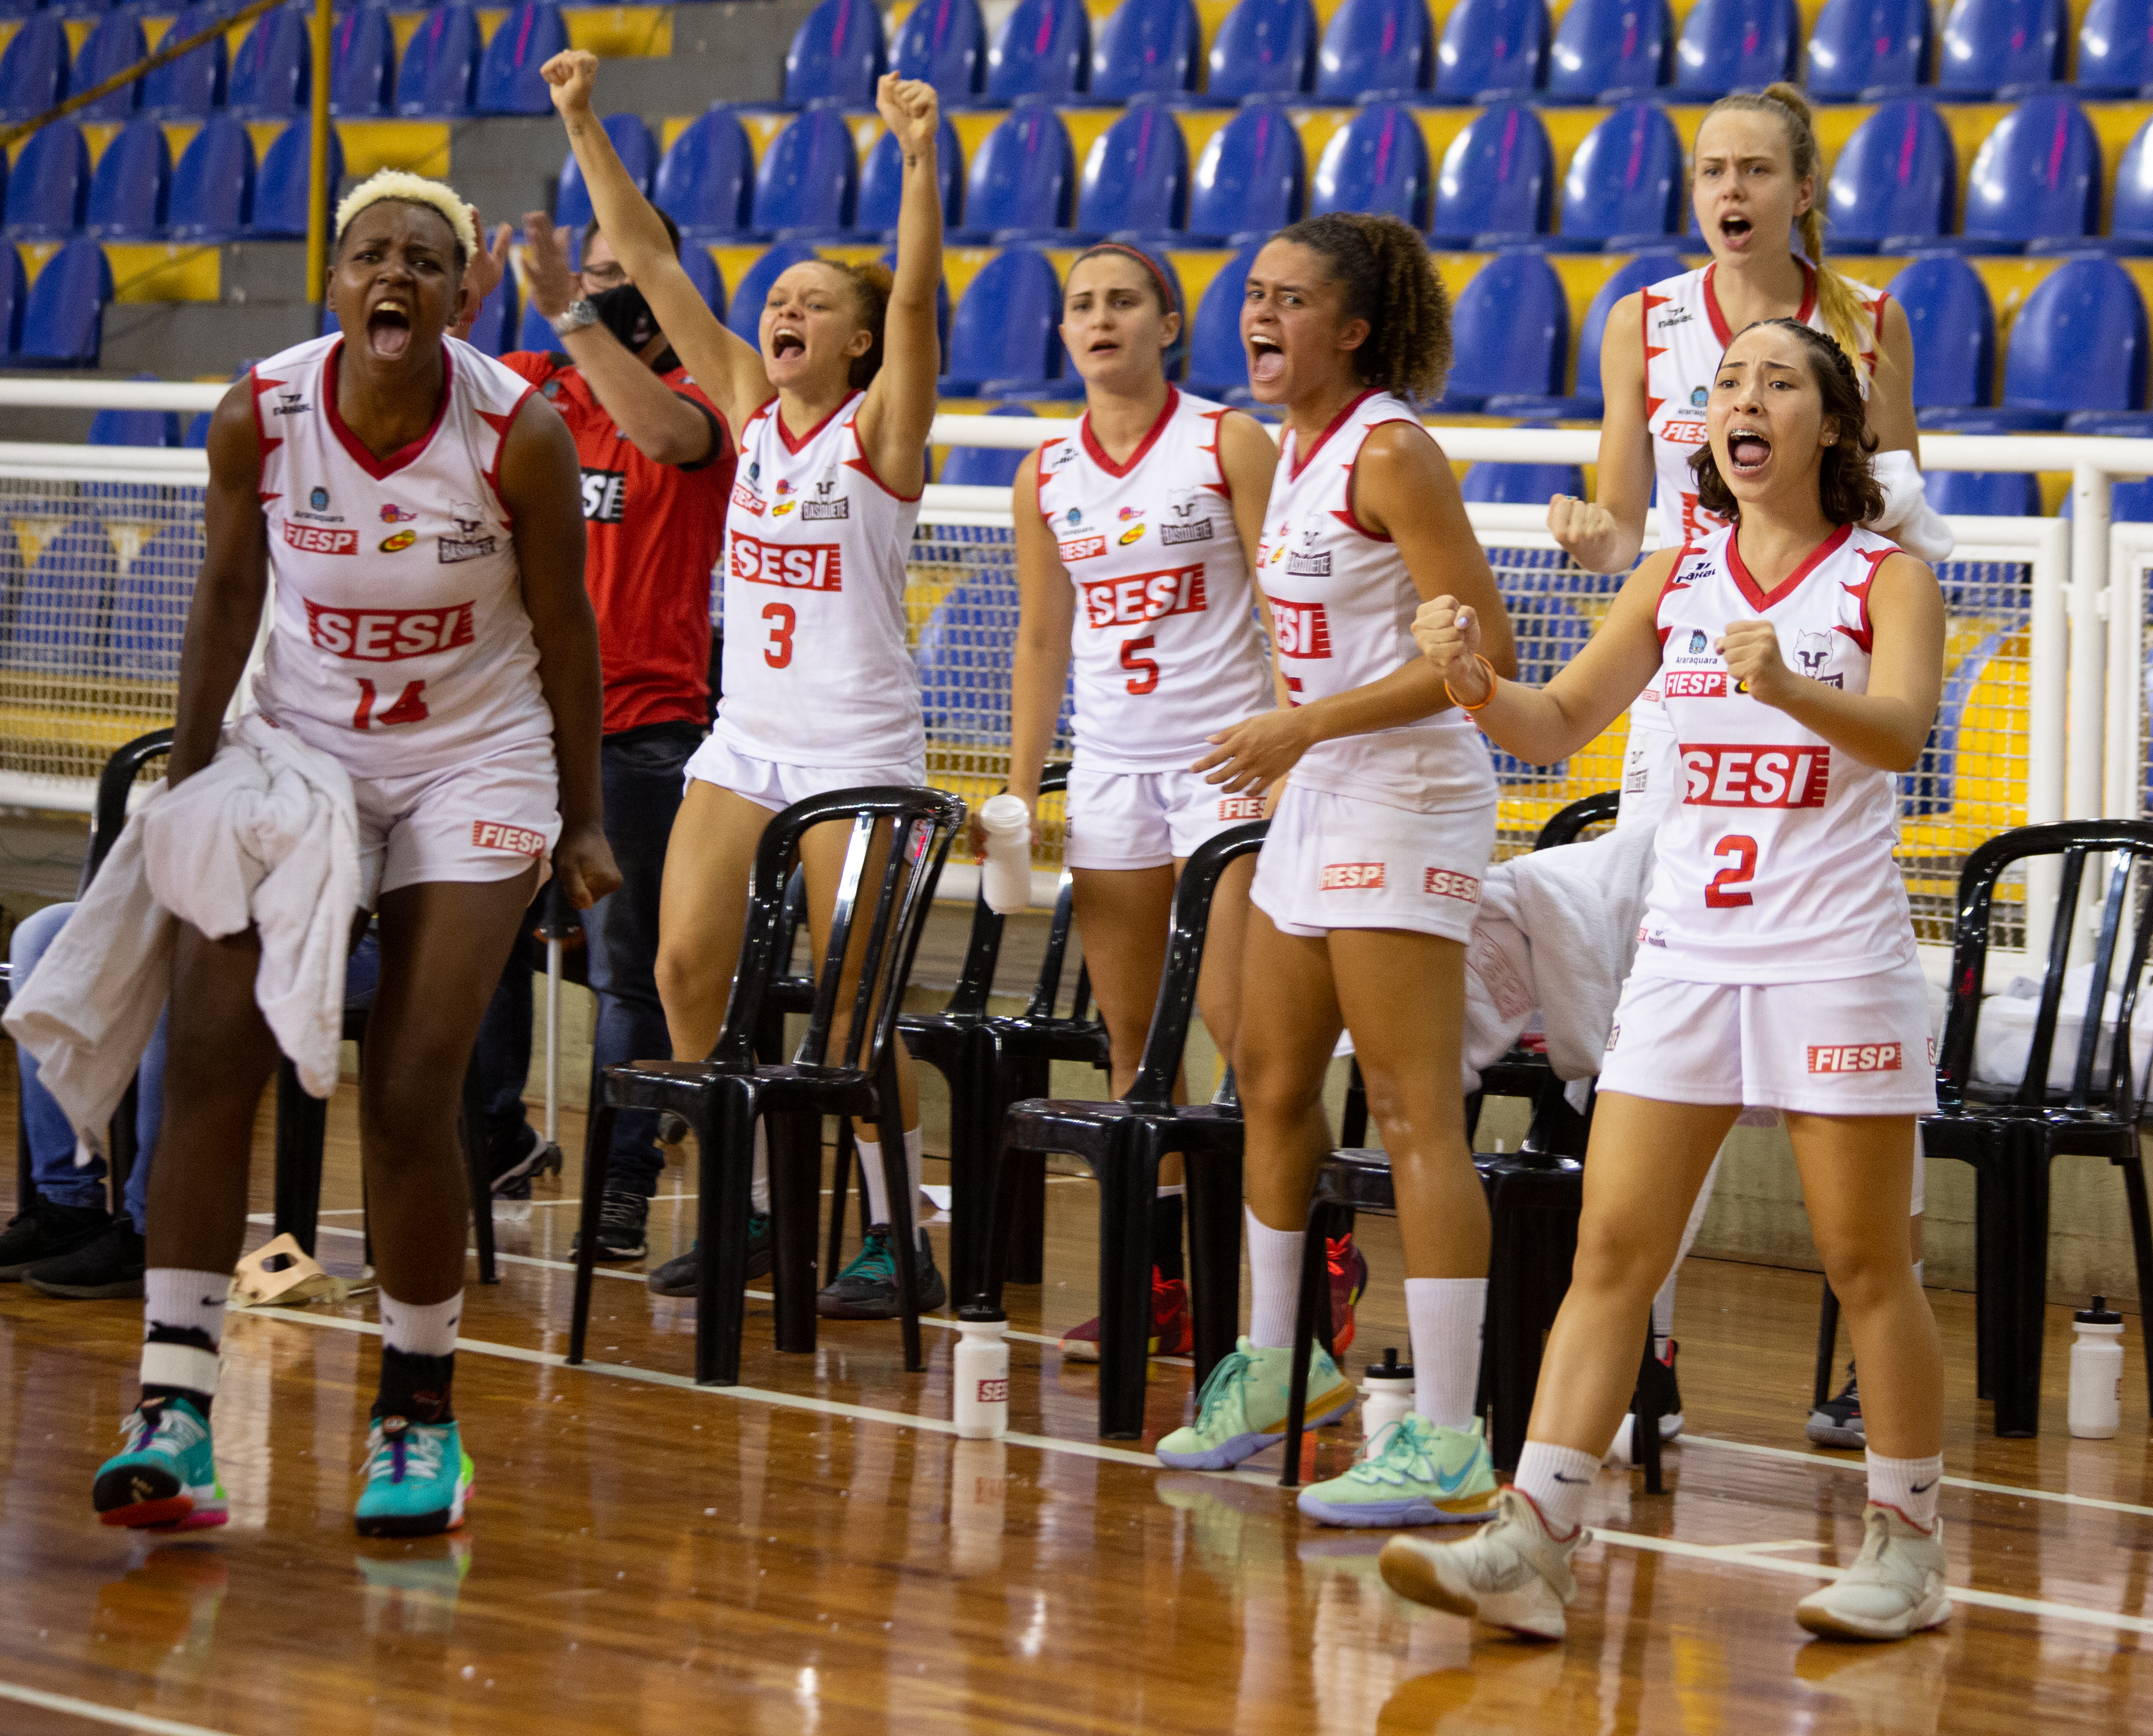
[762,602,796,669]
[1706,834,1757,908]
[1121,635,1159,695]
[352,678,430,731]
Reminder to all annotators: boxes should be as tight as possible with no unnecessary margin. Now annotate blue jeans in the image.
[12,901,164,1226]
[471,724,697,1196]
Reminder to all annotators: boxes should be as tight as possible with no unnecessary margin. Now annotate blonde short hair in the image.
[333,170,476,266]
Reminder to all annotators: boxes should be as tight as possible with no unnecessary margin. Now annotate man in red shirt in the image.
[465,205,733,1262]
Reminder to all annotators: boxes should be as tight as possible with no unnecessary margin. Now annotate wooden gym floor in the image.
[2,1078,2151,1734]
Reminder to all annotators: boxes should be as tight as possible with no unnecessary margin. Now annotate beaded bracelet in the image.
[1444,653,1498,713]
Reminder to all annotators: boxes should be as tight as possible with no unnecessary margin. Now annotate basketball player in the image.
[92,170,618,1538]
[544,53,948,1317]
[1154,215,1519,1537]
[1396,318,1951,1642]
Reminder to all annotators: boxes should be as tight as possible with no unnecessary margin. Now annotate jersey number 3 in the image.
[1706,834,1757,908]
[762,602,796,669]
[352,678,430,731]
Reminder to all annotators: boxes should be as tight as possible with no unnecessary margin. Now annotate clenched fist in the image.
[1547,493,1632,575]
[1718,620,1795,708]
[1412,595,1493,705]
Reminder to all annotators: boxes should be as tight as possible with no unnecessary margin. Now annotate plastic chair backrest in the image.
[1462,457,1584,502]
[463,258,519,356]
[1434,0,1549,100]
[726,240,821,344]
[2078,0,2153,91]
[1886,252,1994,406]
[1924,469,2038,513]
[0,15,69,121]
[1447,252,1568,398]
[252,120,344,238]
[655,110,752,234]
[1091,0,1201,100]
[859,113,962,233]
[72,13,147,120]
[0,246,25,355]
[142,4,228,117]
[966,106,1077,233]
[555,113,654,227]
[939,403,1036,488]
[1186,242,1258,391]
[786,0,887,106]
[1432,101,1554,242]
[893,0,988,99]
[227,8,310,116]
[1825,100,1956,247]
[108,528,195,684]
[85,120,171,239]
[1188,102,1305,240]
[1673,0,1796,96]
[81,730,175,894]
[167,115,256,240]
[2002,253,2146,412]
[1208,0,1316,100]
[5,122,91,238]
[947,247,1064,382]
[396,4,480,117]
[476,2,569,114]
[755,108,859,234]
[1546,0,1671,100]
[1315,0,1433,99]
[19,238,111,363]
[2109,115,2153,242]
[1126,822,1268,1105]
[330,7,396,116]
[1938,0,2066,93]
[1558,101,1681,242]
[1078,105,1189,233]
[89,398,180,448]
[1536,789,1620,848]
[1805,0,1931,98]
[1962,96,2099,244]
[1310,101,1430,228]
[15,517,113,678]
[987,0,1091,102]
[1573,250,1682,400]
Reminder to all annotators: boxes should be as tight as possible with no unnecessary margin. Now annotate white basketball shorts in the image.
[1249,781,1498,944]
[1063,762,1266,870]
[354,735,560,905]
[683,733,926,813]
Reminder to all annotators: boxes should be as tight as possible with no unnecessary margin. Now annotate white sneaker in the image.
[1378,1485,1583,1641]
[1795,1504,1952,1641]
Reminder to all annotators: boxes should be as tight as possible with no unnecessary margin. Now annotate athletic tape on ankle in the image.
[141,1342,220,1396]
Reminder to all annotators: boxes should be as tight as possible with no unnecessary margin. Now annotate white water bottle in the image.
[977,794,1032,915]
[1359,1348,1416,1446]
[2069,1295,2125,1440]
[954,1304,1011,1439]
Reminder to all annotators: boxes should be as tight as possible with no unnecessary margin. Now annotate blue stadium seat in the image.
[1956,95,2098,252]
[227,8,310,117]
[1825,100,1955,253]
[1310,101,1430,229]
[958,106,1076,241]
[1937,0,2066,97]
[1673,0,1796,97]
[1186,242,1258,398]
[1076,105,1188,240]
[943,247,1069,397]
[84,117,170,240]
[1206,0,1316,102]
[1887,253,1995,407]
[724,240,820,345]
[556,113,655,228]
[857,113,962,235]
[1924,469,2039,514]
[1545,0,1671,102]
[184,412,211,447]
[1316,0,1432,100]
[1486,249,1684,415]
[1091,0,1200,102]
[1430,251,1567,412]
[142,4,228,118]
[785,0,886,107]
[2001,254,2145,420]
[0,15,69,120]
[476,2,568,114]
[72,13,147,120]
[110,526,198,684]
[0,245,24,358]
[397,4,480,117]
[1186,101,1304,242]
[892,0,987,101]
[1805,0,1931,99]
[329,7,396,116]
[1462,449,1584,503]
[1433,0,1549,102]
[1556,102,1681,249]
[17,238,113,366]
[1429,100,1554,248]
[13,520,114,672]
[2077,0,2153,94]
[252,121,344,238]
[680,238,725,318]
[89,383,181,449]
[940,403,1036,488]
[4,122,90,239]
[463,262,519,357]
[752,108,859,239]
[654,110,752,237]
[167,115,255,241]
[987,0,1090,103]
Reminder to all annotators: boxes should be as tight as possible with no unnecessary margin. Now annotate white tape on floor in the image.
[0,1679,239,1736]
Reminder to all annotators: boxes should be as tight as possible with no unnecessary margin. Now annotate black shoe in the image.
[646,1214,773,1296]
[1807,1362,1865,1449]
[815,1225,947,1320]
[571,1191,649,1262]
[488,1123,559,1198]
[0,1197,113,1281]
[25,1217,146,1299]
[1633,1336,1685,1441]
[657,1113,691,1147]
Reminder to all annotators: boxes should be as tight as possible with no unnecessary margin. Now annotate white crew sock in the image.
[751,1121,769,1215]
[379,1291,463,1358]
[1245,1207,1304,1349]
[1404,1276,1487,1429]
[1652,1151,1723,1348]
[855,1128,924,1230]
[141,1269,228,1399]
[1514,1440,1599,1537]
[1866,1449,1944,1530]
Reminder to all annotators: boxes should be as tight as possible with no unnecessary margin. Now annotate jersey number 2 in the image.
[762,603,796,669]
[1121,635,1159,695]
[352,679,429,731]
[1706,834,1757,908]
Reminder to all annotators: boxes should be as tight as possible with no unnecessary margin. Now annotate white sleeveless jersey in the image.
[1033,388,1273,771]
[1257,390,1495,814]
[1633,521,1915,985]
[711,391,923,768]
[249,334,552,779]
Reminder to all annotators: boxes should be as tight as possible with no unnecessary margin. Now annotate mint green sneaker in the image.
[1155,1336,1355,1471]
[1297,1413,1501,1527]
[355,1418,473,1538]
[93,1398,228,1531]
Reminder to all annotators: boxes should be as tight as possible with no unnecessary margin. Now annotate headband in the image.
[1071,242,1179,318]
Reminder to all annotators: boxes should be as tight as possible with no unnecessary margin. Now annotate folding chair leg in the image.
[769,1108,820,1355]
[1096,1130,1160,1440]
[1991,1136,2052,1438]
[272,1056,327,1257]
[1813,1281,1842,1412]
[1280,1201,1344,1489]
[692,1092,760,1387]
[460,1061,496,1285]
[566,1105,616,1366]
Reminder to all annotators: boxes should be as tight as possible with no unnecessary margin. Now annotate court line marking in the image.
[0,1680,238,1736]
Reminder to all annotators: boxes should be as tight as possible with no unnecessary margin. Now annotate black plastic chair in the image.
[983,821,1267,1439]
[567,785,966,1385]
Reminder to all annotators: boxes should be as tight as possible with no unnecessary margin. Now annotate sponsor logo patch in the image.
[379,502,415,523]
[1159,518,1214,545]
[1659,416,1707,445]
[731,481,766,516]
[1218,795,1263,820]
[801,492,849,520]
[1320,862,1385,891]
[309,487,329,510]
[472,821,549,857]
[1663,670,1727,699]
[283,521,357,556]
[1286,549,1332,577]
[1424,868,1481,902]
[1690,385,1708,407]
[1058,533,1107,562]
[1793,628,1834,678]
[1680,744,1830,808]
[731,534,843,591]
[1079,564,1207,630]
[1688,629,1709,654]
[1118,524,1146,545]
[580,468,627,524]
[271,391,309,417]
[773,500,796,515]
[305,600,475,661]
[1272,598,1332,659]
[378,529,416,552]
[437,534,498,564]
[1807,1043,1903,1074]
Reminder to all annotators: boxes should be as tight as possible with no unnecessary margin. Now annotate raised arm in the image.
[855,74,945,493]
[542,50,770,437]
[169,383,271,785]
[1548,290,1654,576]
[1005,450,1076,817]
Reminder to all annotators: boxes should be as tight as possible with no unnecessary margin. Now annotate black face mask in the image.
[589,281,658,354]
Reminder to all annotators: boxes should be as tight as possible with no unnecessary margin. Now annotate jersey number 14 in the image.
[352,678,431,731]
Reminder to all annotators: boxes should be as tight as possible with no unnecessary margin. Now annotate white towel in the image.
[4,715,360,1155]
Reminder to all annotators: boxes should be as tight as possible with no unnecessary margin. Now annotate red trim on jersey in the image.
[1702,259,1817,348]
[1653,543,1699,646]
[248,367,284,497]
[1642,286,1671,421]
[1287,388,1378,481]
[477,387,539,518]
[845,419,924,502]
[776,390,859,455]
[1836,546,1894,655]
[1080,384,1178,479]
[1334,415,1435,542]
[1727,521,1852,612]
[321,339,455,480]
[1199,407,1231,498]
[1034,436,1062,520]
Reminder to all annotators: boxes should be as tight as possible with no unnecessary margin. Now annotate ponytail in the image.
[837,259,893,390]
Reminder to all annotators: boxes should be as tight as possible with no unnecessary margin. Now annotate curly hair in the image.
[1271,212,1451,401]
[333,169,474,274]
[1690,319,1886,527]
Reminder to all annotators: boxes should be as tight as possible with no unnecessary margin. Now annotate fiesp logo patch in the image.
[284,521,357,555]
[1058,533,1106,562]
[1662,671,1727,699]
[471,821,549,857]
[1320,862,1385,891]
[1807,1043,1903,1074]
[731,481,766,516]
[1424,868,1481,902]
[1217,795,1263,820]
[379,529,416,553]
